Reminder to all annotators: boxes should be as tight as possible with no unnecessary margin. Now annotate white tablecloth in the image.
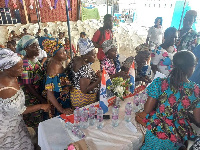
[38,97,145,150]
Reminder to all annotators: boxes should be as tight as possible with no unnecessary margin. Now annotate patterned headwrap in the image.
[102,40,117,54]
[0,48,21,71]
[42,38,63,57]
[79,38,95,56]
[16,35,38,56]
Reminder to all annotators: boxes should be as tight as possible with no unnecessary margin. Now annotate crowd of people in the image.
[0,10,200,150]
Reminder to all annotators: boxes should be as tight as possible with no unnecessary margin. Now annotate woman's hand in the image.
[96,70,102,78]
[62,108,73,115]
[40,104,51,112]
[116,71,129,80]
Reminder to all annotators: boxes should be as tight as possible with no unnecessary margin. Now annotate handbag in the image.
[135,111,147,127]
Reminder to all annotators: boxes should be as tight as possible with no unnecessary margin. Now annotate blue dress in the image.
[45,73,71,116]
[190,45,200,84]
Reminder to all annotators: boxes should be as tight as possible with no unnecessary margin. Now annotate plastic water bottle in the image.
[112,106,119,127]
[74,107,81,128]
[125,102,132,122]
[80,108,89,129]
[65,122,85,139]
[96,107,103,129]
[89,105,95,126]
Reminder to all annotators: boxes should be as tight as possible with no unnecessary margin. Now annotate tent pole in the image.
[65,0,73,59]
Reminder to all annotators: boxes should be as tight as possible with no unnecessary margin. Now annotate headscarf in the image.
[0,48,21,71]
[102,40,117,54]
[79,38,95,56]
[16,35,38,56]
[42,38,63,57]
[38,36,55,50]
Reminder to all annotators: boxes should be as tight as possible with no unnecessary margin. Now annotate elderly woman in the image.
[43,39,72,116]
[0,49,49,149]
[66,39,100,108]
[17,35,46,131]
[100,40,128,79]
[141,51,200,150]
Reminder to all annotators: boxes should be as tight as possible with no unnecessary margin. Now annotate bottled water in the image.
[96,107,103,129]
[80,108,89,129]
[112,106,119,127]
[125,102,132,122]
[74,107,81,128]
[89,105,95,126]
[65,122,85,139]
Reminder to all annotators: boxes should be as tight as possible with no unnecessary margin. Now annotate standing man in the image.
[92,14,113,61]
[177,10,198,51]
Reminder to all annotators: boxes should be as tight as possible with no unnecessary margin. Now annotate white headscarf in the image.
[79,38,95,55]
[102,40,117,53]
[0,48,21,71]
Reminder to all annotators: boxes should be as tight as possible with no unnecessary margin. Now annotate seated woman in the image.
[66,39,101,108]
[135,50,152,83]
[151,27,177,76]
[43,39,72,116]
[141,51,200,150]
[0,48,50,149]
[17,35,47,131]
[100,40,127,78]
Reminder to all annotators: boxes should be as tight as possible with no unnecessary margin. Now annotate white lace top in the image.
[0,87,33,150]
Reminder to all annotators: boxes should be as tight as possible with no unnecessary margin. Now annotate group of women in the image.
[1,9,200,150]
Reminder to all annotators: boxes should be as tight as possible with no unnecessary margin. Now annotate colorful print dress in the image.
[19,59,45,130]
[177,29,198,51]
[151,46,177,76]
[45,73,71,116]
[141,77,200,149]
[100,57,116,75]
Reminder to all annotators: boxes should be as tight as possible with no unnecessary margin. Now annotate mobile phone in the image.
[95,115,110,119]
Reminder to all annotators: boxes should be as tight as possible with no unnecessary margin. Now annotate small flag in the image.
[129,61,135,93]
[99,67,111,114]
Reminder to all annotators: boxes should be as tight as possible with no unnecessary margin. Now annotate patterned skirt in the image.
[70,88,97,108]
[140,130,180,150]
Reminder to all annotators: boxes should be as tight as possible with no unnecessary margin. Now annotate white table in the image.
[38,97,145,150]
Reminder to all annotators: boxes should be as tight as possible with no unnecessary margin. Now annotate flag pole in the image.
[178,0,187,30]
[65,0,73,58]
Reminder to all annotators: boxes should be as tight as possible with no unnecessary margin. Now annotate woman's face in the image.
[55,47,67,61]
[5,59,23,77]
[7,43,16,52]
[165,31,178,46]
[107,47,117,59]
[86,49,96,63]
[156,19,161,26]
[25,43,39,57]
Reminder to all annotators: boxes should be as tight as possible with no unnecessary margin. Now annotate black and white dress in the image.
[68,63,99,94]
[0,87,34,150]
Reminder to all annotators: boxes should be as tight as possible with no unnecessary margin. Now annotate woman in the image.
[177,10,197,51]
[151,27,177,76]
[43,39,72,116]
[67,39,100,108]
[141,51,200,150]
[190,45,200,84]
[18,35,46,131]
[135,50,152,83]
[100,40,125,77]
[146,17,163,48]
[0,48,49,149]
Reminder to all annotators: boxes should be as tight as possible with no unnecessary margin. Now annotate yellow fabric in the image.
[70,88,97,108]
